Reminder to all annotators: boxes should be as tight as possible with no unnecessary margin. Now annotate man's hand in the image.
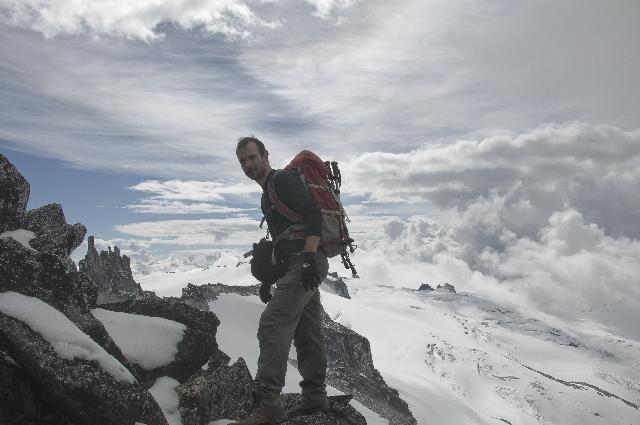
[259,282,272,304]
[301,251,321,290]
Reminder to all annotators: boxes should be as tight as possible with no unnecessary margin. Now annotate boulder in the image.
[177,357,253,424]
[0,311,168,425]
[19,203,86,272]
[0,154,30,233]
[99,296,221,386]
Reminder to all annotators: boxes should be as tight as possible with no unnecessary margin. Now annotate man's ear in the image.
[264,150,270,164]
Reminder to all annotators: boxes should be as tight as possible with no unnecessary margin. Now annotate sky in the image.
[2,1,640,337]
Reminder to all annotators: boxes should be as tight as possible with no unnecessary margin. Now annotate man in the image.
[233,136,330,425]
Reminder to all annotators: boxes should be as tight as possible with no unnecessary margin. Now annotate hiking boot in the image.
[285,399,330,418]
[230,393,285,425]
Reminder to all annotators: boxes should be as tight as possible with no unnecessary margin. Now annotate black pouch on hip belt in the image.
[250,238,287,284]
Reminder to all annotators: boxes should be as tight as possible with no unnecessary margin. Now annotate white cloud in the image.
[128,179,259,201]
[0,0,278,41]
[344,122,640,239]
[114,216,263,246]
[125,199,248,215]
[303,0,357,19]
[125,179,259,214]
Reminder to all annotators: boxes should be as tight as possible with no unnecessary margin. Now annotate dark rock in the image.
[0,238,140,381]
[0,350,30,424]
[417,283,434,291]
[0,349,78,424]
[321,308,417,425]
[178,282,261,309]
[321,274,351,299]
[0,312,168,425]
[177,357,253,424]
[0,154,30,233]
[79,236,148,304]
[19,203,86,272]
[204,348,231,371]
[99,296,221,386]
[281,394,367,425]
[437,283,456,293]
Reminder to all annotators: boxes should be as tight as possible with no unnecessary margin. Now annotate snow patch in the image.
[0,229,36,251]
[0,291,135,383]
[149,376,183,425]
[92,308,186,369]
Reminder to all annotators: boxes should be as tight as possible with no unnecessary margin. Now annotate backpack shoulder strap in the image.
[267,170,304,223]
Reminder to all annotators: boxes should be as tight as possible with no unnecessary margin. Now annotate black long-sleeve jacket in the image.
[261,169,322,260]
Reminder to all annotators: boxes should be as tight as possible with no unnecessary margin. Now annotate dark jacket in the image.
[261,169,322,261]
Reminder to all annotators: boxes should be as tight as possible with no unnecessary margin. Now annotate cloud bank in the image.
[345,123,640,240]
[340,122,640,339]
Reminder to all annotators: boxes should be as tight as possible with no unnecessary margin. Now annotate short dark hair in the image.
[236,136,266,156]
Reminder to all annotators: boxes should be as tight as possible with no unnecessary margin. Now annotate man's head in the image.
[236,136,271,184]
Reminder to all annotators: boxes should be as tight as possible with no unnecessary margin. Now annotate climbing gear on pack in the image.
[262,150,358,277]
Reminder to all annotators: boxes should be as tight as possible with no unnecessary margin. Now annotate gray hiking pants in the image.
[254,250,330,403]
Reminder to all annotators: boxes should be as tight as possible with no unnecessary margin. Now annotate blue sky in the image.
[1,0,640,304]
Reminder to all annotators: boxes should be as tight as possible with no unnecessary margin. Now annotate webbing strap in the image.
[320,209,343,216]
[272,224,308,245]
[306,183,329,190]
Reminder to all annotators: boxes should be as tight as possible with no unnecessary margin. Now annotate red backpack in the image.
[263,150,358,277]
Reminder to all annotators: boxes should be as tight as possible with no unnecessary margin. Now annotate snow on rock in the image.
[0,229,36,251]
[92,308,187,369]
[0,291,135,383]
[150,376,183,425]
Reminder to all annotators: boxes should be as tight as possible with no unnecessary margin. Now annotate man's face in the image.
[237,141,268,181]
